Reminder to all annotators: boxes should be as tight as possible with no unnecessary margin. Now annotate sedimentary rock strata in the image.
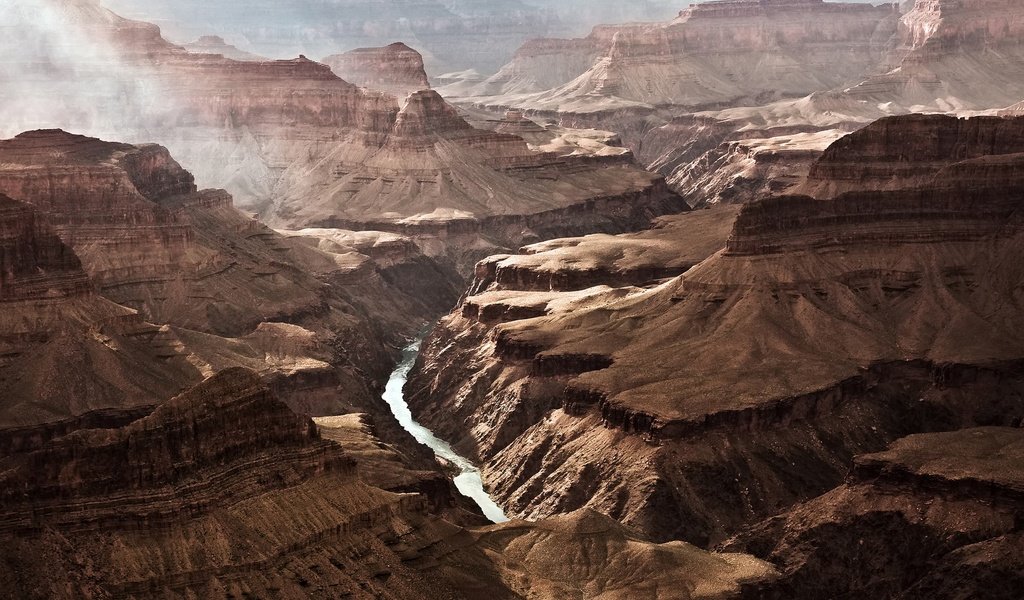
[407,115,1024,544]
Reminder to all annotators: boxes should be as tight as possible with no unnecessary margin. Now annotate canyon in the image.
[1,0,1023,597]
[406,115,1024,553]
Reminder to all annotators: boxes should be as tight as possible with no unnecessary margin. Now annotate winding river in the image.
[382,338,508,523]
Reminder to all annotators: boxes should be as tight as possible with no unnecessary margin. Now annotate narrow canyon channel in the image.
[383,337,509,523]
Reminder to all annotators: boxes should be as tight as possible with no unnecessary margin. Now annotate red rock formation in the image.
[323,42,430,98]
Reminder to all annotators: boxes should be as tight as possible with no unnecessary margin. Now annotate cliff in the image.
[0,368,777,599]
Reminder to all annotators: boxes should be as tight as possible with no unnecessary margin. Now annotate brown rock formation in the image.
[268,89,686,264]
[323,43,431,98]
[730,427,1024,599]
[0,194,200,426]
[795,113,1024,198]
[406,115,1024,545]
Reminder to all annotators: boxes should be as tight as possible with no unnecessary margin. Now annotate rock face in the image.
[730,428,1024,599]
[0,194,90,302]
[406,115,1024,545]
[0,368,776,599]
[323,43,431,98]
[0,193,202,427]
[448,0,899,114]
[795,113,1024,198]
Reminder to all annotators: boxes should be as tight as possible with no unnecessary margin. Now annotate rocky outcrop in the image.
[730,427,1024,599]
[406,115,1024,544]
[323,43,430,98]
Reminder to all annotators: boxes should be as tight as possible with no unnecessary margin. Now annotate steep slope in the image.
[730,428,1024,599]
[406,115,1024,544]
[0,194,201,426]
[269,89,684,258]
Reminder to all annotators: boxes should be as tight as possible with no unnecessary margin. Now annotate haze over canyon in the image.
[0,0,1023,598]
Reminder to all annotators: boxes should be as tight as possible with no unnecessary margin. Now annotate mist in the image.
[0,0,172,140]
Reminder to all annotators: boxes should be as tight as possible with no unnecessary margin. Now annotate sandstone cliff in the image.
[448,0,898,114]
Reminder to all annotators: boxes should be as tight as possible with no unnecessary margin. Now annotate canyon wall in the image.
[406,115,1024,544]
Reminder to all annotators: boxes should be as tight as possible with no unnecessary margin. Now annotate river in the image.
[382,337,508,523]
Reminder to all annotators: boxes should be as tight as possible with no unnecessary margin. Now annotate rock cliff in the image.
[449,0,898,114]
[0,128,463,425]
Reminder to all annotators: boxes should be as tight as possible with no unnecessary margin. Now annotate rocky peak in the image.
[392,90,474,137]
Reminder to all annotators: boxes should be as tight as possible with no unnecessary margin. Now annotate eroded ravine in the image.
[383,337,508,523]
